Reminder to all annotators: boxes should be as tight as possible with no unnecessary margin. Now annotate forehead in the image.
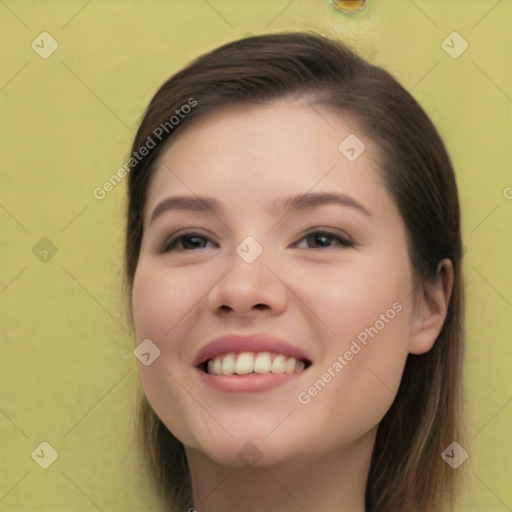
[144,101,389,220]
[156,101,376,166]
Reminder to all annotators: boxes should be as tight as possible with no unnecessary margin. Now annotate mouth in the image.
[197,351,313,376]
[196,352,312,393]
[193,333,313,392]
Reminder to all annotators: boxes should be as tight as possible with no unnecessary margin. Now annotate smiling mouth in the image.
[198,351,312,376]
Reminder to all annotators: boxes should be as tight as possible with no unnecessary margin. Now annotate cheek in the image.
[295,254,410,345]
[292,255,412,435]
[297,306,410,446]
[131,260,197,393]
[132,258,203,340]
[131,260,203,445]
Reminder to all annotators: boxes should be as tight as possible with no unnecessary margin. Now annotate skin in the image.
[132,101,453,512]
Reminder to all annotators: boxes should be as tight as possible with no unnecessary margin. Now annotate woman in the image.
[126,32,467,512]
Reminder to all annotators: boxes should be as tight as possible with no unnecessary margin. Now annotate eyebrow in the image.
[269,191,372,217]
[149,191,371,225]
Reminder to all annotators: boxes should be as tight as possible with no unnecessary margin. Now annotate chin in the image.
[189,433,298,469]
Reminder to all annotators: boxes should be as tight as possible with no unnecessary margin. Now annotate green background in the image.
[1,0,511,510]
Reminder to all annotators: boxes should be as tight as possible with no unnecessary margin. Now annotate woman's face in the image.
[132,101,421,467]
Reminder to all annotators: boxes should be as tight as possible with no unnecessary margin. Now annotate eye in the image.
[160,231,217,253]
[292,229,354,250]
[159,228,354,253]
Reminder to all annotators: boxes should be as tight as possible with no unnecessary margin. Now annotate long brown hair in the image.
[124,32,467,512]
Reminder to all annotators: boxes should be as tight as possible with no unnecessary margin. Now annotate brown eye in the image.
[160,232,217,253]
[293,230,354,250]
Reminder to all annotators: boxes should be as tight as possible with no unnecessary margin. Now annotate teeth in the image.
[271,354,285,374]
[284,356,296,374]
[254,352,272,373]
[205,352,307,376]
[213,357,223,375]
[222,353,236,375]
[235,352,254,375]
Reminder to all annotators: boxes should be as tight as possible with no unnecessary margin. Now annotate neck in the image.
[185,429,375,512]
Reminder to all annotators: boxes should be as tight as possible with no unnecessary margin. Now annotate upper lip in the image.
[193,333,313,368]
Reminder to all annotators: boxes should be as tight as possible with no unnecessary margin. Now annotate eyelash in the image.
[159,229,354,253]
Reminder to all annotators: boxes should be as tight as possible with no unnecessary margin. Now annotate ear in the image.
[409,258,454,355]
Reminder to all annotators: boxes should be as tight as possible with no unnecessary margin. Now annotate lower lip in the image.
[197,368,306,392]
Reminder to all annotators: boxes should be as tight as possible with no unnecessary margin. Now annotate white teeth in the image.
[205,352,308,376]
[254,352,272,373]
[213,357,223,375]
[284,356,296,374]
[222,353,236,375]
[235,352,254,374]
[271,354,285,374]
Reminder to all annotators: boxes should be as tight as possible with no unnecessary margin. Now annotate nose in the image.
[207,246,288,318]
